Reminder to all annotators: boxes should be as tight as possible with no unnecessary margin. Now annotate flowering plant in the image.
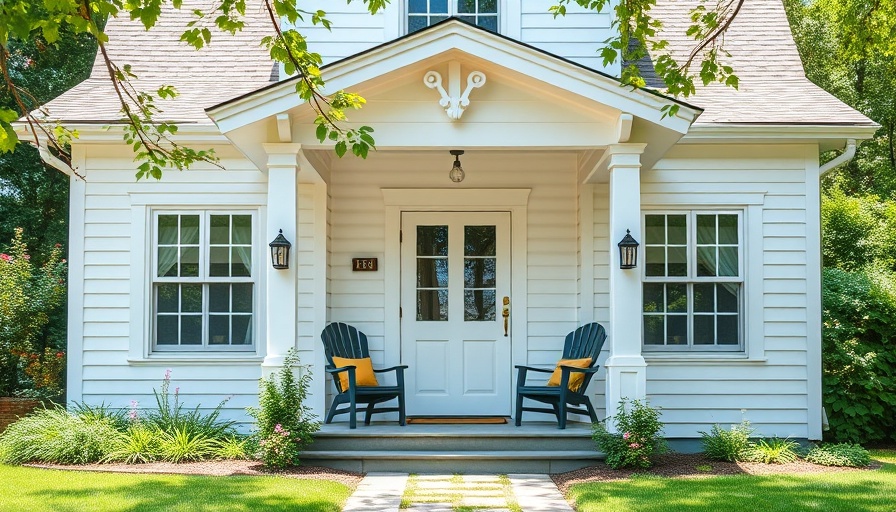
[0,228,66,397]
[593,398,667,469]
[258,423,301,468]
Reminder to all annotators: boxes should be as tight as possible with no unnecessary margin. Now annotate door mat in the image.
[406,416,508,425]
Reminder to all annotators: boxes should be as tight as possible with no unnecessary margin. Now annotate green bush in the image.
[593,398,666,469]
[805,443,871,467]
[822,267,896,443]
[743,438,800,464]
[213,436,250,460]
[247,349,320,468]
[105,425,159,464]
[146,369,237,441]
[0,405,121,464]
[700,420,754,462]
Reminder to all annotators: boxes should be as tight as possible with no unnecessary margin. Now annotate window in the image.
[153,212,255,351]
[642,212,743,351]
[408,0,498,33]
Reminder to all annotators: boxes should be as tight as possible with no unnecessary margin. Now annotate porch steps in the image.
[302,421,604,473]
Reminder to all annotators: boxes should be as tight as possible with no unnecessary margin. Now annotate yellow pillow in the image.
[546,358,592,392]
[332,357,379,389]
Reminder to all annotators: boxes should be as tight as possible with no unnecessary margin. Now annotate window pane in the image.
[694,283,714,312]
[417,226,448,256]
[209,247,230,277]
[232,283,253,313]
[430,0,448,14]
[158,215,178,245]
[643,283,664,313]
[417,290,448,321]
[465,226,496,256]
[478,15,497,31]
[458,0,475,13]
[210,215,229,245]
[667,246,687,277]
[644,316,664,345]
[158,247,178,277]
[209,315,229,344]
[645,246,665,277]
[667,215,687,245]
[667,284,687,313]
[232,315,252,344]
[718,214,738,244]
[696,247,716,277]
[480,0,497,13]
[180,247,199,277]
[718,247,738,276]
[418,258,448,287]
[232,247,251,277]
[182,284,202,312]
[408,15,427,32]
[157,284,179,312]
[209,283,230,313]
[718,283,739,312]
[157,316,178,345]
[180,215,200,244]
[181,315,202,345]
[458,15,475,24]
[694,315,715,344]
[409,0,427,13]
[232,215,252,245]
[696,215,716,244]
[645,215,665,244]
[429,15,448,24]
[464,258,495,287]
[717,315,739,344]
[465,290,496,321]
[667,315,687,344]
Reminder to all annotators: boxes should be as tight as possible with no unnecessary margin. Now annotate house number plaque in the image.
[352,258,378,271]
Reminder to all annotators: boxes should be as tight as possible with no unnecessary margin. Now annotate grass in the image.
[0,464,351,512]
[569,449,896,512]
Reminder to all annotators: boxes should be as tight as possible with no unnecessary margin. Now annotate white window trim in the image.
[398,0,510,35]
[641,209,747,353]
[128,194,267,364]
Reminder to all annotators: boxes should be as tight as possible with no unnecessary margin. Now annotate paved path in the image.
[342,472,573,512]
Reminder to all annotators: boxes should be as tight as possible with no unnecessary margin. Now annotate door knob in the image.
[502,296,510,337]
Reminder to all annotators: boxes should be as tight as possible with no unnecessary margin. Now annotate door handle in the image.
[502,296,510,337]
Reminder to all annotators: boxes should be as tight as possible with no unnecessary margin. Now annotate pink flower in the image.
[175,387,180,396]
[164,368,172,380]
[274,424,284,433]
[629,443,641,449]
[22,254,30,260]
[259,440,266,446]
[622,432,630,440]
[0,254,10,261]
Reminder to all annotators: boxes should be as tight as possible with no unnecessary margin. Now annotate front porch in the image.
[304,420,601,473]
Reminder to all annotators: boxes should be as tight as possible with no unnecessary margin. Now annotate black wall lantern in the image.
[618,229,639,269]
[269,229,292,270]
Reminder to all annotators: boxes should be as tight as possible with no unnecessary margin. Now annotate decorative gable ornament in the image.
[423,61,486,121]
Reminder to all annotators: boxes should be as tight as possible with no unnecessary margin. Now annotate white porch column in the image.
[605,143,648,422]
[262,143,301,372]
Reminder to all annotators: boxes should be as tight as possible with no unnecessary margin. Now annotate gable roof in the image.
[42,0,873,129]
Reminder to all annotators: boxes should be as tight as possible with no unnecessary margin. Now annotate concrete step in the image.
[301,450,603,473]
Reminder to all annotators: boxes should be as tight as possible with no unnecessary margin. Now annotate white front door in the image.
[401,212,512,416]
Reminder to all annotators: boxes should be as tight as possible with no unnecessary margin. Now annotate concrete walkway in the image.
[342,472,574,512]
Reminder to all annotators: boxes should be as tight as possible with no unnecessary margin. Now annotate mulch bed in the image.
[551,452,883,494]
[27,460,364,489]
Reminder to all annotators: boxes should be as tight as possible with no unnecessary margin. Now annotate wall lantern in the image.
[269,229,292,270]
[618,229,639,269]
[449,149,465,183]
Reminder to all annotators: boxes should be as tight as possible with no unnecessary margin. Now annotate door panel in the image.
[401,212,511,416]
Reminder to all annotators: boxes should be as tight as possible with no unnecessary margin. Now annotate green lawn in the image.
[569,450,896,512]
[0,465,352,512]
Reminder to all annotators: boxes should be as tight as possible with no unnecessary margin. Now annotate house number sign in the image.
[352,258,378,271]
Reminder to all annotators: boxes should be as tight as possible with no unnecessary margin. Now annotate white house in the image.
[39,0,876,441]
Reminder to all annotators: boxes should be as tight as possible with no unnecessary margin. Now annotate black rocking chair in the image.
[514,322,607,429]
[321,322,407,429]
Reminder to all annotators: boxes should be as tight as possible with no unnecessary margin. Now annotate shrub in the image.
[743,437,800,464]
[592,398,666,469]
[146,369,236,441]
[0,405,120,464]
[247,349,320,468]
[805,443,871,467]
[0,228,66,397]
[700,420,754,462]
[156,426,218,463]
[214,436,250,460]
[105,425,159,464]
[822,267,896,443]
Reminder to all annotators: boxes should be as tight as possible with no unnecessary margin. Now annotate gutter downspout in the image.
[819,139,857,177]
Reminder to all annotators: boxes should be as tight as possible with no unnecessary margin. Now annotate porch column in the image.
[262,143,301,372]
[605,143,648,423]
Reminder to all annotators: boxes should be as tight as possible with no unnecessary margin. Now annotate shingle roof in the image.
[43,0,873,127]
[42,1,277,124]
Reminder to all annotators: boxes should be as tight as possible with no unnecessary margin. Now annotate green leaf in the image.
[334,141,347,158]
